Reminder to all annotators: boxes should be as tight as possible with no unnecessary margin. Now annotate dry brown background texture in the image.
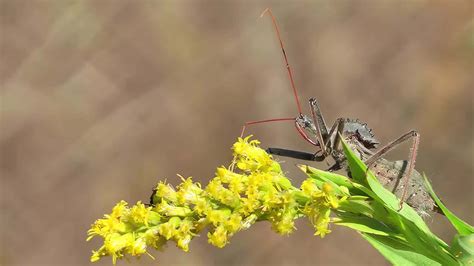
[1,0,473,265]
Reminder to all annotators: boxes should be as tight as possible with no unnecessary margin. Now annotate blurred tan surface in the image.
[1,1,473,265]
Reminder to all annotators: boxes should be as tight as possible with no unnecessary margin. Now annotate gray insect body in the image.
[289,112,438,217]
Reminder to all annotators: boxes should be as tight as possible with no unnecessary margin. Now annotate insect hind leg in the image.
[364,130,420,211]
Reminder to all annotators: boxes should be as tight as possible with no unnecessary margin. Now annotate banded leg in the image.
[364,130,420,210]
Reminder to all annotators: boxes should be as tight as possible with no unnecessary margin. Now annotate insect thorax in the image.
[341,119,379,149]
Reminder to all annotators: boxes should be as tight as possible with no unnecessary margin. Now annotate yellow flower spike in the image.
[88,135,348,264]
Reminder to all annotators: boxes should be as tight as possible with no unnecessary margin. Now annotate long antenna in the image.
[260,8,303,115]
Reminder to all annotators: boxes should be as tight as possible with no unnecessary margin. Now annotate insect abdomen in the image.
[371,159,437,217]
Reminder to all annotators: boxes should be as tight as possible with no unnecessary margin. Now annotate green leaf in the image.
[423,174,474,236]
[361,233,443,266]
[300,165,354,188]
[338,197,375,217]
[335,213,394,236]
[301,164,380,201]
[451,234,474,265]
[396,215,456,265]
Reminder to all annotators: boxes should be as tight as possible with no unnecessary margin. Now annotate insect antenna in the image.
[260,8,303,115]
[239,9,317,146]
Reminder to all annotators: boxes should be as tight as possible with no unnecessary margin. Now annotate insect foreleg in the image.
[266,147,325,161]
[309,98,330,153]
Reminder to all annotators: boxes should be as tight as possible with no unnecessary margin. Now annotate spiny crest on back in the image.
[343,118,379,149]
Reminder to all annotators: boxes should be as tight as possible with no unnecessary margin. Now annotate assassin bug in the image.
[241,8,438,217]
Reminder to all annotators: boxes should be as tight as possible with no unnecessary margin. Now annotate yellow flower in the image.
[154,182,178,203]
[301,179,320,196]
[129,202,152,226]
[174,219,195,252]
[208,225,228,248]
[322,182,340,209]
[241,214,258,229]
[233,136,274,172]
[155,199,192,217]
[176,176,203,205]
[207,209,231,226]
[194,197,212,216]
[128,237,147,256]
[176,234,192,252]
[272,210,296,235]
[224,213,243,233]
[103,233,134,264]
[158,217,181,240]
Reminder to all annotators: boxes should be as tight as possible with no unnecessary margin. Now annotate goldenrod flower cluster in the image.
[87,136,348,264]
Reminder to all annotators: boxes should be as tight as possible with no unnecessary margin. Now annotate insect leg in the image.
[309,98,330,153]
[331,118,346,153]
[325,118,345,149]
[364,130,420,210]
[266,147,325,161]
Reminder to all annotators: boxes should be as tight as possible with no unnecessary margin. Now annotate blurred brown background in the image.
[1,1,473,265]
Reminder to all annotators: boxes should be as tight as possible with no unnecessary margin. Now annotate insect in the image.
[242,8,438,217]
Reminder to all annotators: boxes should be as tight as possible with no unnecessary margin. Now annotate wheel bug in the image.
[241,8,438,217]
